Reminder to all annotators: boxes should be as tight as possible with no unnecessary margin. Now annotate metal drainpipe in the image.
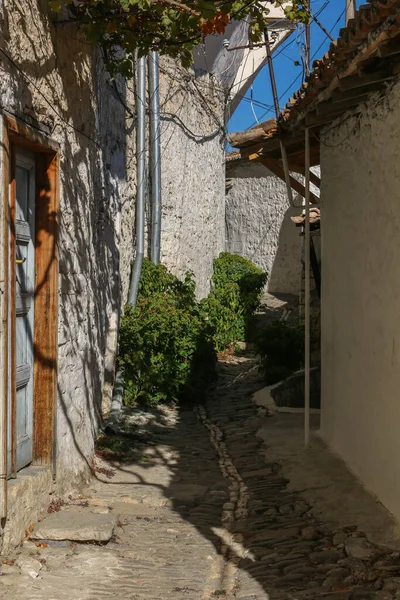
[129,54,147,304]
[105,54,147,433]
[148,50,162,264]
[304,128,311,448]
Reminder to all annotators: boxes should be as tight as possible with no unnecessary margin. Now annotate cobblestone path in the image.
[1,355,400,599]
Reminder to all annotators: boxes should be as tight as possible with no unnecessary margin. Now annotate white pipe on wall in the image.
[148,51,162,265]
[0,124,8,518]
[304,127,311,448]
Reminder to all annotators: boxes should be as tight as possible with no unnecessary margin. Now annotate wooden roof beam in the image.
[240,133,304,161]
[305,110,351,128]
[253,156,319,203]
[284,145,320,167]
[288,164,321,188]
[338,67,396,91]
[378,36,400,58]
[332,82,392,102]
[316,94,370,116]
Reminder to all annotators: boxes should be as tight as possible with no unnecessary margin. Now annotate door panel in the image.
[8,152,36,473]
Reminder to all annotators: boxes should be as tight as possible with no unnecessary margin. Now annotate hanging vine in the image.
[50,0,309,76]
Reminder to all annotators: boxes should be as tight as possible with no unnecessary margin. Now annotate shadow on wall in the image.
[0,1,130,481]
[268,201,303,296]
[225,160,303,298]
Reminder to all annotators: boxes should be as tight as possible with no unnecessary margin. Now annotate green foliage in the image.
[255,319,304,385]
[50,1,309,76]
[201,252,267,352]
[119,260,215,406]
[136,259,196,307]
[201,282,243,352]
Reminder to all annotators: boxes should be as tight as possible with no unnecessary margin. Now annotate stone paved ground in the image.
[1,355,400,599]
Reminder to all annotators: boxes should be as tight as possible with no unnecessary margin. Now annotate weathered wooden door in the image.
[8,151,36,473]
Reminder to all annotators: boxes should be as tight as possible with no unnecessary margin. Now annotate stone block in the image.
[29,510,119,542]
[345,536,377,560]
[14,555,43,579]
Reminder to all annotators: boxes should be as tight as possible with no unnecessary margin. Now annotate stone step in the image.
[29,510,119,543]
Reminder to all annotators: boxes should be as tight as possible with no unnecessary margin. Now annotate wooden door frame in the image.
[3,114,59,475]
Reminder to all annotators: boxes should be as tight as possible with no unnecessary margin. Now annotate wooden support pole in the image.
[264,27,294,207]
[304,127,311,448]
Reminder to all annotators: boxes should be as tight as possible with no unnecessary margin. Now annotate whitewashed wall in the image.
[320,79,400,522]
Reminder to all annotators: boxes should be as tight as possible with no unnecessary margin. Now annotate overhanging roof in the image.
[227,0,400,178]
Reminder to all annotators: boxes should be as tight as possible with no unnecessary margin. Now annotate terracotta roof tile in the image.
[226,1,400,169]
[279,0,400,132]
[291,207,321,226]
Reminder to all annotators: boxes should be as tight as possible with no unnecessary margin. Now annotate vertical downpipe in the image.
[107,55,147,431]
[128,54,147,305]
[0,124,8,519]
[304,9,311,448]
[148,51,162,264]
[304,128,311,448]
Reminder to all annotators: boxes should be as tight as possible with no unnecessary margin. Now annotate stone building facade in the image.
[159,59,226,298]
[225,156,303,298]
[0,0,137,552]
[0,1,227,553]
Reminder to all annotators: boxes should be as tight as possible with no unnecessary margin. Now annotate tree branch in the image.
[152,0,201,16]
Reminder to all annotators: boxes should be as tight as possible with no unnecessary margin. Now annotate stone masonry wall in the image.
[0,1,228,552]
[159,59,226,298]
[225,160,303,297]
[0,0,136,551]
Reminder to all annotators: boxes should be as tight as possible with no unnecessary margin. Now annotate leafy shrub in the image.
[135,259,196,307]
[119,260,216,407]
[255,320,304,385]
[202,253,267,352]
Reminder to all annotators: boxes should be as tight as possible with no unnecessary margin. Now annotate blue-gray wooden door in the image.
[8,152,36,473]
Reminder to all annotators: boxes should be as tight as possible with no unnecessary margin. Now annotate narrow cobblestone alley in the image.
[1,355,400,599]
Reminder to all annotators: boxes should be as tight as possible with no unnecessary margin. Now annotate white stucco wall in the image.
[225,160,302,296]
[159,58,226,298]
[320,79,400,522]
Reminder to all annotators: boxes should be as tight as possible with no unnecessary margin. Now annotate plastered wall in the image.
[320,79,400,521]
[0,0,229,551]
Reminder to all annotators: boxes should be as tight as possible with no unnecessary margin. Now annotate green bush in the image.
[201,252,267,352]
[119,260,216,407]
[255,320,304,385]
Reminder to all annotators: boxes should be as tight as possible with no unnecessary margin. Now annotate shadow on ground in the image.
[92,349,400,600]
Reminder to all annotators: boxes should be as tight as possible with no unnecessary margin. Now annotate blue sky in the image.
[227,0,347,134]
